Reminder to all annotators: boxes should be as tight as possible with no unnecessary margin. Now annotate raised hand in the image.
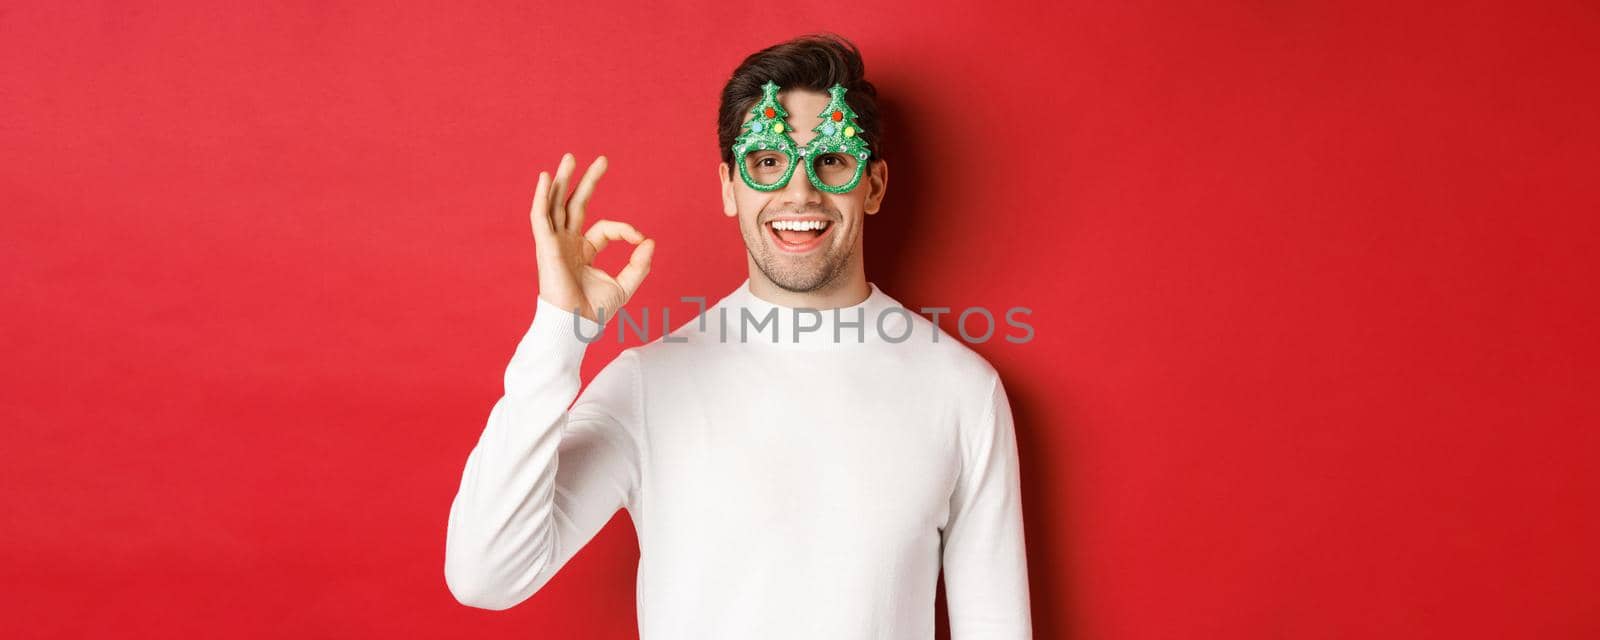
[531,153,655,324]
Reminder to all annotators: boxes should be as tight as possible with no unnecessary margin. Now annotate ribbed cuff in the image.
[518,296,608,368]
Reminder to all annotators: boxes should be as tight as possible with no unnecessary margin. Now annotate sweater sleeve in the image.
[444,296,644,611]
[941,372,1034,638]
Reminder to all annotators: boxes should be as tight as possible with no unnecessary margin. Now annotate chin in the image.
[758,251,850,293]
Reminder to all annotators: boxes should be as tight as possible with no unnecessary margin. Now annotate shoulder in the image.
[896,309,1002,388]
[604,312,737,389]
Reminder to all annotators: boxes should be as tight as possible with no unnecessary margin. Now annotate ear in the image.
[863,159,889,215]
[718,162,738,217]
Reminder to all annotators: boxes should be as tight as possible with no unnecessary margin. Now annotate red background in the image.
[4,2,1597,638]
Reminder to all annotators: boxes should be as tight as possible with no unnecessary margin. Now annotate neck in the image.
[745,258,870,311]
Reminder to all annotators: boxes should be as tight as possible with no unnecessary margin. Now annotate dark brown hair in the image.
[717,33,883,169]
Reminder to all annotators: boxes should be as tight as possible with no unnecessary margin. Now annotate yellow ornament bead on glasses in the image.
[844,126,855,138]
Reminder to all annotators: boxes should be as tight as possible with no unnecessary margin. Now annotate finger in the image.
[583,219,645,257]
[550,153,576,230]
[567,155,608,232]
[614,238,655,300]
[529,171,553,240]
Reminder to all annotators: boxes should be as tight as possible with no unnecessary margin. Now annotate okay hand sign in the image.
[531,153,655,324]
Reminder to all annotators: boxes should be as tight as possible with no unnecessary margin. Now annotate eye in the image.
[817,153,851,167]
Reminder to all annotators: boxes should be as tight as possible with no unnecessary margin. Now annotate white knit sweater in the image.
[445,278,1032,639]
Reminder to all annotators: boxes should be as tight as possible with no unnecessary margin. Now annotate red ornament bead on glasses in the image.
[764,107,775,118]
[831,111,843,122]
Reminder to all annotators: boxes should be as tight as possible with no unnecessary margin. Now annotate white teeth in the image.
[771,220,829,231]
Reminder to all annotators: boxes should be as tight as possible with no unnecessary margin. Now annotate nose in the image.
[778,155,822,206]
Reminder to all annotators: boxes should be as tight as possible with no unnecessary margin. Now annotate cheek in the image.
[735,195,769,226]
[741,194,769,217]
[827,194,867,220]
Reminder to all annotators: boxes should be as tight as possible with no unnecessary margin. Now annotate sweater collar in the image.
[709,277,910,348]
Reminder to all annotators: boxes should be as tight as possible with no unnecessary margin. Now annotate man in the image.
[444,34,1032,639]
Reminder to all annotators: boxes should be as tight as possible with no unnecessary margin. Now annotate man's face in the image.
[720,88,888,293]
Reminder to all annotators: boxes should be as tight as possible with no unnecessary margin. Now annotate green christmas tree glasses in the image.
[731,81,873,194]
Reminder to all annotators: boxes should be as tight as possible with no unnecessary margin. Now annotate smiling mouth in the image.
[766,218,834,253]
